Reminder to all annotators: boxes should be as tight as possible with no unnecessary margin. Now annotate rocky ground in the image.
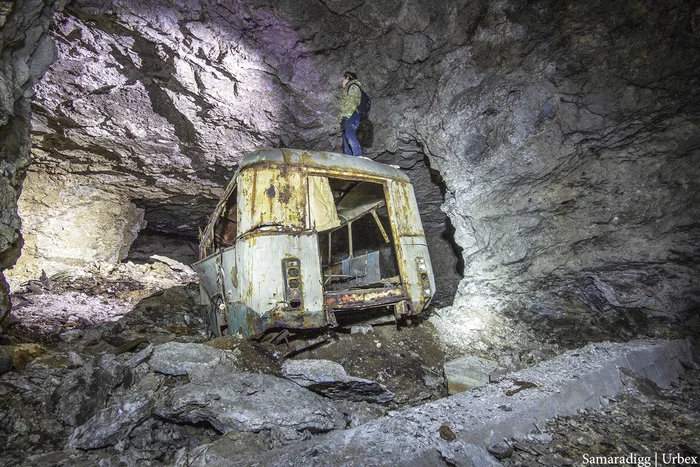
[0,247,451,466]
[0,247,698,465]
[499,366,700,466]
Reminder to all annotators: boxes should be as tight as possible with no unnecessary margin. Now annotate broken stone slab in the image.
[443,355,507,394]
[154,371,345,433]
[128,343,153,368]
[66,371,163,449]
[51,353,127,426]
[282,359,394,403]
[225,339,692,466]
[66,392,154,449]
[148,341,238,376]
[350,324,373,334]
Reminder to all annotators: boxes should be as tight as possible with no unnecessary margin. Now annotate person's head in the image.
[342,71,357,87]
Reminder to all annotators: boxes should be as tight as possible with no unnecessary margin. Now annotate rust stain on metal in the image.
[324,287,408,311]
[194,149,434,339]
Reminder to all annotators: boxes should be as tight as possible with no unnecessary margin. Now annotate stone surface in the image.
[154,371,345,433]
[7,172,146,282]
[0,0,69,332]
[0,346,12,375]
[148,341,238,377]
[65,370,163,450]
[282,358,394,403]
[66,391,154,449]
[51,353,126,426]
[419,0,700,342]
[2,343,45,370]
[443,355,506,394]
[228,339,692,466]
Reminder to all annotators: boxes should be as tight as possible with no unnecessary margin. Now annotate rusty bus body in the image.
[192,148,435,338]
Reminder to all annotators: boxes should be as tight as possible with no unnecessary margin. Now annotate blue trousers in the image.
[342,113,362,157]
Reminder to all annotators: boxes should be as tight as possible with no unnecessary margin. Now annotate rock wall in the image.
[410,0,700,339]
[9,0,700,339]
[6,172,145,286]
[0,0,67,332]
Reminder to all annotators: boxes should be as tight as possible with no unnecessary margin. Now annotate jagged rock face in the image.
[8,171,145,282]
[415,0,700,331]
[30,0,357,235]
[0,0,69,332]
[11,0,700,336]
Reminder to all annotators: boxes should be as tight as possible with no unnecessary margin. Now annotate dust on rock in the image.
[500,368,700,467]
[0,255,451,464]
[1,255,698,465]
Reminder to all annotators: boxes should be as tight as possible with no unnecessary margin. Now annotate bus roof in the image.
[239,148,410,183]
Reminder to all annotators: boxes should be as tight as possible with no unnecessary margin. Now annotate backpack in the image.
[351,83,371,121]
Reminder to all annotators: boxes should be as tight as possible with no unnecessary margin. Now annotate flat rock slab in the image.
[282,359,394,403]
[155,371,345,433]
[226,339,692,466]
[443,355,507,394]
[149,341,238,376]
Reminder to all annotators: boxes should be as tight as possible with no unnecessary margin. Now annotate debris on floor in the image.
[0,259,698,466]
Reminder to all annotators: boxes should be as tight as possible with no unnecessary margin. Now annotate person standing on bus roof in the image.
[339,71,362,157]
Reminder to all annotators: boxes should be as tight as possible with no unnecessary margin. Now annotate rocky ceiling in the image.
[2,0,700,336]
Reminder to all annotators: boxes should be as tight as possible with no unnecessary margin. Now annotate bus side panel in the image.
[236,233,325,331]
[192,254,222,305]
[219,247,238,304]
[396,239,436,312]
[192,247,238,304]
[386,180,436,312]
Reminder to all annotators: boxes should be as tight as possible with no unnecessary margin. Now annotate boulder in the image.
[155,371,344,433]
[2,343,44,370]
[51,353,126,426]
[149,341,238,377]
[0,347,13,375]
[282,359,394,403]
[67,392,154,449]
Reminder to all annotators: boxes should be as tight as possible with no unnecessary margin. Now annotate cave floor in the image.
[0,263,698,466]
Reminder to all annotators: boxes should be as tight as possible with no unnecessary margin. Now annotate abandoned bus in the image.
[192,148,435,338]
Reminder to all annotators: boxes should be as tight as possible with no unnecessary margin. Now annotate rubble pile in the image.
[0,259,697,465]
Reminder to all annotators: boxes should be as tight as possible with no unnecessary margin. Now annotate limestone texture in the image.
[66,391,154,449]
[6,0,693,339]
[50,353,126,426]
[282,358,395,403]
[148,341,238,376]
[443,355,506,394]
[154,371,345,433]
[7,171,146,282]
[0,0,69,331]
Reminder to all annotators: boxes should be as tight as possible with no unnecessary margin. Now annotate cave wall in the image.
[5,0,700,340]
[411,0,700,337]
[0,0,68,332]
[7,171,145,286]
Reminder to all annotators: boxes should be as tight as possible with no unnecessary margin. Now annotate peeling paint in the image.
[192,149,434,338]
